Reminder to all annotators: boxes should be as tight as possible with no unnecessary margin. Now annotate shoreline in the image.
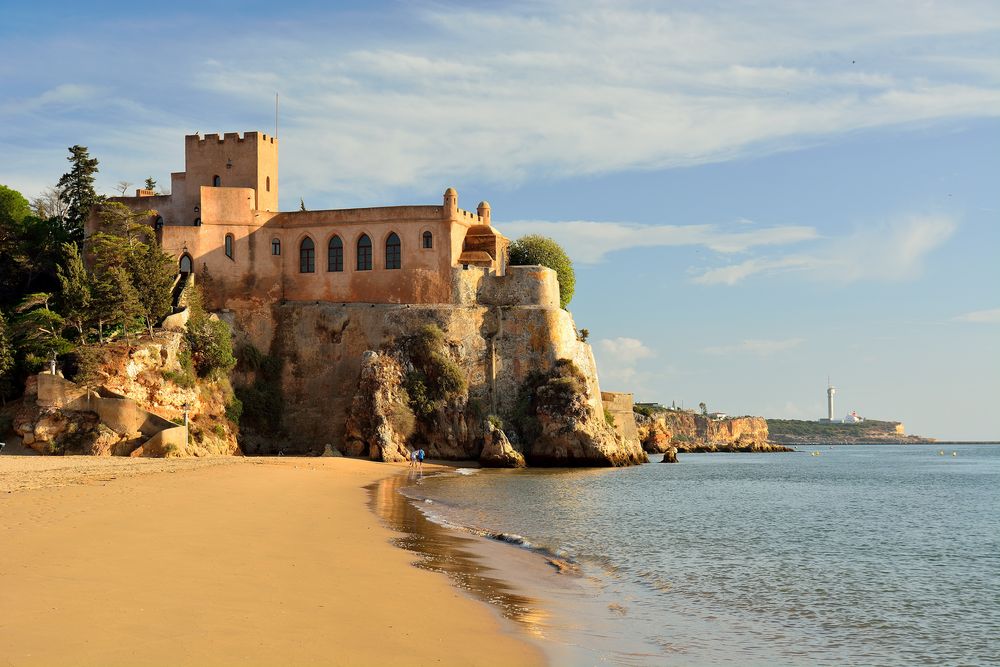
[0,455,544,666]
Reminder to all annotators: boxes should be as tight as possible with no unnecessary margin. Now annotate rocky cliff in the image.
[226,267,645,466]
[767,419,934,445]
[11,333,239,457]
[636,410,791,453]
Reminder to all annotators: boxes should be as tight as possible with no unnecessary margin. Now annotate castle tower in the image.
[183,131,279,212]
[827,382,836,421]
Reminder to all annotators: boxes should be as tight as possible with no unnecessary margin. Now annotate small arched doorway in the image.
[179,254,193,274]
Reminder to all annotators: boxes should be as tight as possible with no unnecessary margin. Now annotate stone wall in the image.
[602,391,640,448]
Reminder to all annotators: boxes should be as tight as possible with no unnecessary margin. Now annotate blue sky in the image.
[2,1,998,439]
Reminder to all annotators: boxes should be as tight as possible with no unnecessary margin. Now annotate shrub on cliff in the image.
[508,235,575,309]
[184,286,235,378]
[512,358,590,441]
[400,324,467,419]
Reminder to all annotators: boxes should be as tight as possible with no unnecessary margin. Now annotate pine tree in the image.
[56,243,92,342]
[144,177,157,192]
[56,145,101,243]
[130,243,175,335]
[93,266,141,344]
[299,198,306,211]
[12,292,73,370]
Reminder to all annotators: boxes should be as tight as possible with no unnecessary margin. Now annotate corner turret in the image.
[443,187,457,217]
[477,201,491,224]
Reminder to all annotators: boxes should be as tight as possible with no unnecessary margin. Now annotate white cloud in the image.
[954,308,1000,323]
[703,338,805,356]
[501,220,817,264]
[595,337,656,390]
[179,1,1000,199]
[693,215,958,285]
[599,337,655,364]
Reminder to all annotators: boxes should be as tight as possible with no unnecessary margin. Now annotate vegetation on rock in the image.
[508,234,575,308]
[400,324,466,419]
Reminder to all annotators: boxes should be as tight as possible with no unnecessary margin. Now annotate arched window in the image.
[300,237,315,273]
[154,216,164,231]
[385,232,401,269]
[266,176,271,192]
[271,238,281,256]
[179,254,193,274]
[422,230,433,249]
[213,175,221,187]
[328,236,343,272]
[194,217,201,226]
[225,233,234,259]
[357,234,372,271]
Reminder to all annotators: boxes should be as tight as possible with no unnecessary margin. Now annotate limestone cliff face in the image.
[12,334,238,457]
[636,410,789,453]
[226,267,643,466]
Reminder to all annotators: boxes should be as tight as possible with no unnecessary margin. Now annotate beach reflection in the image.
[368,471,550,634]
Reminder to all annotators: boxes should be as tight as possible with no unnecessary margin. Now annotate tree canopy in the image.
[56,145,100,242]
[508,234,576,309]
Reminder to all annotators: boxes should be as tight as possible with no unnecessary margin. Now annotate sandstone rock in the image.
[343,351,411,463]
[479,421,525,468]
[83,424,122,456]
[661,447,678,463]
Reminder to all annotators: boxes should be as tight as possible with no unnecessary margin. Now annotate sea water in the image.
[397,445,1000,666]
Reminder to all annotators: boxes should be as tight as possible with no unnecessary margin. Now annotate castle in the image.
[89,131,544,311]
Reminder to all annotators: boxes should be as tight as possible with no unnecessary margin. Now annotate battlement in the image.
[185,131,277,146]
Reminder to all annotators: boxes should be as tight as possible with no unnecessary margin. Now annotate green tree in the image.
[92,266,142,344]
[130,243,176,335]
[699,402,708,416]
[299,198,306,211]
[185,285,236,377]
[508,234,576,308]
[0,185,32,228]
[56,243,92,341]
[12,292,73,370]
[56,145,101,242]
[144,177,157,192]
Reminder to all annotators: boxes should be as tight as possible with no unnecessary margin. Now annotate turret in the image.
[443,187,457,217]
[477,200,491,225]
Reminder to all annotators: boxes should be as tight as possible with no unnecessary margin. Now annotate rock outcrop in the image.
[479,421,525,468]
[636,410,791,453]
[227,268,645,466]
[11,333,239,457]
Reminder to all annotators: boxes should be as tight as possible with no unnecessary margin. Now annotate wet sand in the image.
[0,456,543,666]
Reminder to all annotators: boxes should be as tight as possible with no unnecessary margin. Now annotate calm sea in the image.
[392,445,1000,666]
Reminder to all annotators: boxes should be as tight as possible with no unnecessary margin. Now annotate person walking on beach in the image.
[416,448,425,471]
[408,449,416,468]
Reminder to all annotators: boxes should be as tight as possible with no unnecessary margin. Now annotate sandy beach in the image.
[0,455,543,666]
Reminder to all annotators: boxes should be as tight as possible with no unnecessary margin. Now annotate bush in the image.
[508,234,575,308]
[512,358,589,441]
[185,285,236,378]
[400,324,467,421]
[604,407,616,428]
[211,423,226,438]
[163,346,196,388]
[486,414,504,430]
[225,397,243,424]
[633,404,654,417]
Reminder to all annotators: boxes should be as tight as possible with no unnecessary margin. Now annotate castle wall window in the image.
[357,234,372,271]
[213,175,221,187]
[328,236,344,272]
[422,231,433,249]
[179,254,193,274]
[271,238,281,256]
[194,217,201,226]
[225,233,234,259]
[266,176,271,192]
[300,237,315,273]
[386,232,401,270]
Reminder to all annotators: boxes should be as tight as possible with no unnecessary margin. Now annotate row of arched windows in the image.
[267,231,429,273]
[225,231,434,272]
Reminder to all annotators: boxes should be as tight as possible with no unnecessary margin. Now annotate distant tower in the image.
[827,379,836,422]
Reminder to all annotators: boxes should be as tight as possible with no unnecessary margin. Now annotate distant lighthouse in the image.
[827,381,836,422]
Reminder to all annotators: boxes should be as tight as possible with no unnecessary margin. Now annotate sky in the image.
[1,0,998,439]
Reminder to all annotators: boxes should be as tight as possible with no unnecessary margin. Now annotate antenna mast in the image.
[275,93,279,140]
